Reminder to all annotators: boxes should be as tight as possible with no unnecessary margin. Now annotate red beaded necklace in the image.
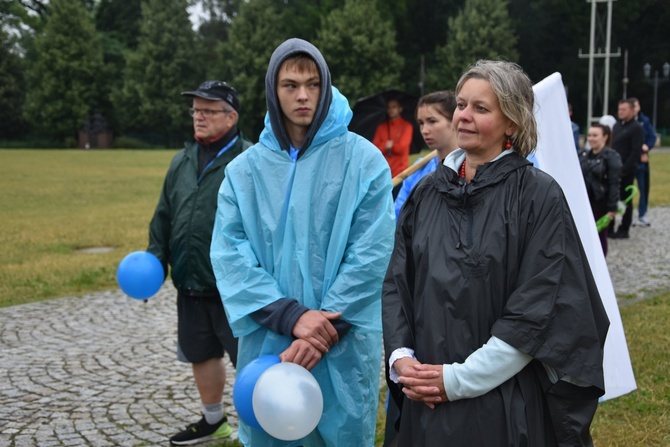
[459,159,467,178]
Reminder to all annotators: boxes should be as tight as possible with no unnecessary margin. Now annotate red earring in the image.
[505,136,512,150]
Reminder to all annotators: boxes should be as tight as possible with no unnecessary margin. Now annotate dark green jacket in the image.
[148,133,252,292]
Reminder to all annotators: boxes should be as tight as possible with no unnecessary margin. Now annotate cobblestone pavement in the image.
[0,207,668,446]
[606,206,670,303]
[0,286,237,446]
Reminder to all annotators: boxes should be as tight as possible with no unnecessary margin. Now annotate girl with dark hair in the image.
[393,91,458,218]
[580,123,622,255]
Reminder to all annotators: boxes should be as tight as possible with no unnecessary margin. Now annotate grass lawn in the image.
[591,291,670,446]
[1,148,669,446]
[0,149,175,306]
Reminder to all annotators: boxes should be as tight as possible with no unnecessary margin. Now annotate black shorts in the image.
[176,291,238,367]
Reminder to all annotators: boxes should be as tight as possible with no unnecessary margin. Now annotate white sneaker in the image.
[638,216,651,227]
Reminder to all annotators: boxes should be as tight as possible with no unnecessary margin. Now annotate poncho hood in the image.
[435,149,533,200]
[262,38,339,156]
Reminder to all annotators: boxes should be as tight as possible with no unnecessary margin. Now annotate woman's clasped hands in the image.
[394,357,449,409]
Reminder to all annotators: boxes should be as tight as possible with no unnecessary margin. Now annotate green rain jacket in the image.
[148,134,252,293]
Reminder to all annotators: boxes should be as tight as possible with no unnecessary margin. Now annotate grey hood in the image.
[265,38,333,154]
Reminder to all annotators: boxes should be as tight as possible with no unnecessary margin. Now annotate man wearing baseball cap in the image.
[147,80,252,445]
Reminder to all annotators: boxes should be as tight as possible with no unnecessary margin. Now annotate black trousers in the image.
[616,173,636,234]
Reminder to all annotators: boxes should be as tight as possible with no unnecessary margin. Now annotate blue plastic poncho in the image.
[210,39,395,447]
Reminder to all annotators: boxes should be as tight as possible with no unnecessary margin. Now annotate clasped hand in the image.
[280,310,341,370]
[394,357,448,409]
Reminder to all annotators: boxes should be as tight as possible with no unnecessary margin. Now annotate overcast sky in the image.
[187,1,209,30]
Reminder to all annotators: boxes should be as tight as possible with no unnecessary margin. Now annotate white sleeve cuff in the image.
[388,347,415,383]
[442,336,532,401]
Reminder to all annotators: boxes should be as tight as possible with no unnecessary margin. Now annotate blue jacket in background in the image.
[572,121,580,151]
[637,112,656,149]
[394,156,439,219]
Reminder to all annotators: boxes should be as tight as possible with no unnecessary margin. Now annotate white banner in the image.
[530,73,637,401]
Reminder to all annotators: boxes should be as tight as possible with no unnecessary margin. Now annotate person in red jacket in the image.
[373,98,414,195]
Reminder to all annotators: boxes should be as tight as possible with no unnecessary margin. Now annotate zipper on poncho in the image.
[456,181,467,249]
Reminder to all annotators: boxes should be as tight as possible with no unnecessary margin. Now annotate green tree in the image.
[12,0,47,17]
[607,0,670,128]
[509,0,588,124]
[380,0,464,95]
[116,0,199,147]
[1,0,35,32]
[195,0,243,77]
[315,0,404,104]
[278,0,344,40]
[94,0,142,132]
[427,0,518,92]
[199,0,243,20]
[23,0,104,143]
[95,0,142,50]
[217,0,288,139]
[0,28,27,139]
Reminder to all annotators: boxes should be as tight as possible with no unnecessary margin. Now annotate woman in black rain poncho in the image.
[383,59,609,447]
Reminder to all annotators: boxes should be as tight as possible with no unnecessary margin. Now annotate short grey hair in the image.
[455,60,538,157]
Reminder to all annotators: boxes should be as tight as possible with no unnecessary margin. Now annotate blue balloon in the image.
[233,355,281,430]
[116,251,164,300]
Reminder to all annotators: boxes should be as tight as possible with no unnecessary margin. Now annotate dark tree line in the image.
[1,0,668,147]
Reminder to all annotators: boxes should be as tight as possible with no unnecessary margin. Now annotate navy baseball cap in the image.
[181,80,240,112]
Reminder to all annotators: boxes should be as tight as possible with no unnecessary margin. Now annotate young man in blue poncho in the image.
[210,38,395,446]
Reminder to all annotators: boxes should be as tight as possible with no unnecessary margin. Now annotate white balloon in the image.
[252,362,324,441]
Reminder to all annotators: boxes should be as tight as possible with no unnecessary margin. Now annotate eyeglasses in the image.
[188,108,231,117]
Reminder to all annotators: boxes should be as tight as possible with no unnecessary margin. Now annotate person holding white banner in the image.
[383,60,609,446]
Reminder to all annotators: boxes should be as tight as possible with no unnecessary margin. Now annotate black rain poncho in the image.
[383,152,609,446]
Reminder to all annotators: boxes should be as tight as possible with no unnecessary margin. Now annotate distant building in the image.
[79,112,113,149]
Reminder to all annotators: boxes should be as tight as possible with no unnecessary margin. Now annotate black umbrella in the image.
[348,89,424,153]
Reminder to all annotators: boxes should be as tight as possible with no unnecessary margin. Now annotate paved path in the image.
[606,206,670,303]
[0,207,668,446]
[0,287,237,446]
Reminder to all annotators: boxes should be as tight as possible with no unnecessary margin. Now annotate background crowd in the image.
[578,97,657,257]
